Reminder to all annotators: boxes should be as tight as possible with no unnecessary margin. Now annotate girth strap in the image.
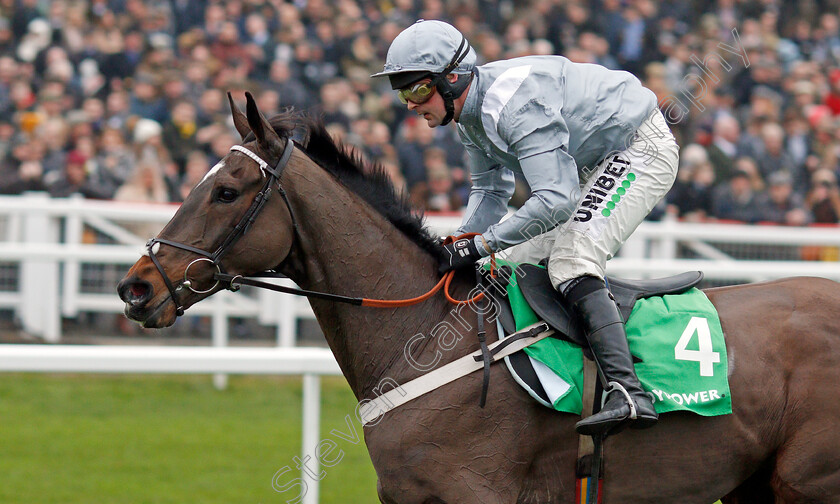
[475,270,491,408]
[361,322,551,426]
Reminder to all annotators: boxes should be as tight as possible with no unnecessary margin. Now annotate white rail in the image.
[0,194,462,344]
[2,194,840,343]
[0,344,339,374]
[0,344,342,504]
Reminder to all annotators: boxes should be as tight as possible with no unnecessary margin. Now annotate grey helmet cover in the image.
[372,20,476,125]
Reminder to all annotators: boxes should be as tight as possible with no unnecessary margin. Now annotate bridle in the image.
[144,135,489,318]
[145,139,296,316]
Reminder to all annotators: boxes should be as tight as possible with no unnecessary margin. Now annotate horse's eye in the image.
[215,188,239,203]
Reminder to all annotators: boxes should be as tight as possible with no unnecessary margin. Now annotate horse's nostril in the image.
[118,278,153,306]
[130,283,147,298]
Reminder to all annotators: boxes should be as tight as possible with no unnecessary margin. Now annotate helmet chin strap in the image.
[434,70,473,125]
[431,35,474,126]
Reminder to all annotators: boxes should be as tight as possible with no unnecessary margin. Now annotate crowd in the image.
[2,0,840,227]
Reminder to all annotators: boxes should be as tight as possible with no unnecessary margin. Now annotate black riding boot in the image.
[569,283,658,435]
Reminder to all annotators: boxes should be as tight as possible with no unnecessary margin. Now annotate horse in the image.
[117,92,840,503]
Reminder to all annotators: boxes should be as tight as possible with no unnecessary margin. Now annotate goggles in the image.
[397,81,435,104]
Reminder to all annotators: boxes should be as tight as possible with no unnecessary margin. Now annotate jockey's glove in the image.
[438,237,485,274]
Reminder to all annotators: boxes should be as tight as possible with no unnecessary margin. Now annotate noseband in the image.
[145,139,296,316]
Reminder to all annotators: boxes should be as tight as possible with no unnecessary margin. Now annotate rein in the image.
[214,257,488,308]
[213,232,494,307]
[147,138,488,317]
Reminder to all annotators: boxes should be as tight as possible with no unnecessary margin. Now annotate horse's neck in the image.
[281,166,469,399]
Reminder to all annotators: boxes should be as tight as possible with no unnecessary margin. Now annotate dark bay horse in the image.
[117,93,840,503]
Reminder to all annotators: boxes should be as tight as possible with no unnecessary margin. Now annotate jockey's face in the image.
[403,75,461,128]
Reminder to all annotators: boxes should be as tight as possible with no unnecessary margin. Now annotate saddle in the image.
[483,264,704,407]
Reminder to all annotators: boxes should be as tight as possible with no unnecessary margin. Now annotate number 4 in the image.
[674,316,720,377]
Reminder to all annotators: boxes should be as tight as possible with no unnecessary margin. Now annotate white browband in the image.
[230,145,268,177]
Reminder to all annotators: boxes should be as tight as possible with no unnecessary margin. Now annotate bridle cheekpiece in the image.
[145,139,296,317]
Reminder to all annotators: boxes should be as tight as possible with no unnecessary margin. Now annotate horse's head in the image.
[117,92,297,328]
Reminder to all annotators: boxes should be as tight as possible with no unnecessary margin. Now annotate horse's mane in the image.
[252,111,442,258]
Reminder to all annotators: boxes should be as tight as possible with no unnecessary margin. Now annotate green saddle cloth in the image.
[496,263,733,417]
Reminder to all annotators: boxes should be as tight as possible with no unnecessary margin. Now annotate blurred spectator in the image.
[396,118,437,191]
[131,117,168,168]
[210,21,254,77]
[0,158,46,194]
[264,58,313,111]
[733,156,767,193]
[95,126,136,187]
[35,116,69,176]
[206,130,236,167]
[162,100,199,173]
[0,56,16,117]
[377,156,406,196]
[104,90,132,131]
[666,144,716,221]
[47,150,111,199]
[0,16,14,56]
[825,69,840,116]
[755,122,800,188]
[16,18,52,63]
[805,169,840,223]
[176,150,211,202]
[409,149,463,212]
[783,111,812,172]
[129,74,168,124]
[355,119,395,163]
[81,98,106,134]
[755,171,811,225]
[255,88,280,118]
[171,0,205,36]
[292,38,340,92]
[615,5,651,76]
[0,136,48,195]
[0,119,15,160]
[318,78,357,128]
[706,114,741,182]
[114,161,169,204]
[0,0,836,230]
[711,169,764,223]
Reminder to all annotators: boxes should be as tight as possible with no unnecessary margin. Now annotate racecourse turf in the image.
[0,373,728,503]
[0,373,378,504]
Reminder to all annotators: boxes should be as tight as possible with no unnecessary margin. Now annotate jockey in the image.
[372,19,679,435]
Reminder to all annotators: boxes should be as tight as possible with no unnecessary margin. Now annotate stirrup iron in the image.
[603,381,636,420]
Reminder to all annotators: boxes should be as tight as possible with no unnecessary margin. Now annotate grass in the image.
[0,374,378,504]
[0,373,729,503]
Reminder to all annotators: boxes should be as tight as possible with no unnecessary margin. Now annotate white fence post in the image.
[650,213,678,262]
[258,279,298,347]
[301,373,321,504]
[211,292,229,390]
[61,195,84,318]
[19,192,60,342]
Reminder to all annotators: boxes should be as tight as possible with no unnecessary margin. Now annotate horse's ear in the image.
[244,91,283,157]
[227,92,251,141]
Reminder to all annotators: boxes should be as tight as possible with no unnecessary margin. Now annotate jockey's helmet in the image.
[372,20,476,125]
